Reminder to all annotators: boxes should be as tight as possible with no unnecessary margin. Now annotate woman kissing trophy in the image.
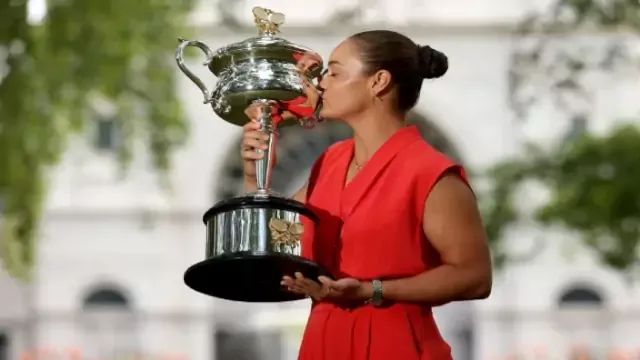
[175,6,332,302]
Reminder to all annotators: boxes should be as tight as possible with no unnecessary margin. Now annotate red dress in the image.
[298,125,467,360]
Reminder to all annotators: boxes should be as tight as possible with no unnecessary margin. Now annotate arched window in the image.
[555,283,609,356]
[557,285,605,307]
[83,288,130,308]
[215,113,461,200]
[81,285,137,359]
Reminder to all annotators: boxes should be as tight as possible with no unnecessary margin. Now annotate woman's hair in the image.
[349,30,448,112]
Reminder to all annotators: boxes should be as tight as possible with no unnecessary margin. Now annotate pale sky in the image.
[27,0,46,23]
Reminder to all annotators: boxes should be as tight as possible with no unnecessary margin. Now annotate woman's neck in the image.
[348,110,406,165]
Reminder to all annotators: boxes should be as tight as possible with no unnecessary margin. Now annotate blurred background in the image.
[1,0,639,359]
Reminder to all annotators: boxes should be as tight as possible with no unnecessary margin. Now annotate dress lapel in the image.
[308,142,352,273]
[320,140,353,205]
[339,126,423,219]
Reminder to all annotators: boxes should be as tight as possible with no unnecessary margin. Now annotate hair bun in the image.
[417,45,448,79]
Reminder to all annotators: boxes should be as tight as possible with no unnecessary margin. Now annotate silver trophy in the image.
[176,7,331,302]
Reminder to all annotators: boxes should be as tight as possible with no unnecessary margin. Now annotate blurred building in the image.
[1,0,639,359]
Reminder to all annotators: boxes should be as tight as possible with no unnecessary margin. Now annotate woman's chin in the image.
[319,108,340,120]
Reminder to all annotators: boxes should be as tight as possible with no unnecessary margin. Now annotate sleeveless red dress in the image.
[298,125,467,360]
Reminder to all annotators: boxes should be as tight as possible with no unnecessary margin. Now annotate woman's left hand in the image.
[281,273,367,302]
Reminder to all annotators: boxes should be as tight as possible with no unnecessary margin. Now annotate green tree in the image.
[481,0,640,272]
[0,0,196,280]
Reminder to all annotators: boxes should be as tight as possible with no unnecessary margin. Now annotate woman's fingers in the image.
[242,136,268,150]
[244,101,281,121]
[243,120,262,131]
[296,52,323,73]
[301,80,320,107]
[241,150,263,161]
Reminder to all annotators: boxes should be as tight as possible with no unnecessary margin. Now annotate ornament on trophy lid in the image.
[252,6,285,35]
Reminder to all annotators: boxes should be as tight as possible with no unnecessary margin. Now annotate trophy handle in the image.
[176,37,215,104]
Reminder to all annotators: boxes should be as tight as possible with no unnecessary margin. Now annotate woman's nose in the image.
[317,72,328,92]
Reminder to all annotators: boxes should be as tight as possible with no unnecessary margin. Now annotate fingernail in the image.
[280,281,286,286]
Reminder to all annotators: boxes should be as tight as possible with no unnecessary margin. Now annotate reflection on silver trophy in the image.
[175,7,332,302]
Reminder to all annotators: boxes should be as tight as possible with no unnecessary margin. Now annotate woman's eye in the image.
[322,69,337,77]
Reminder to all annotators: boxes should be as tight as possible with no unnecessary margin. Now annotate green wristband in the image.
[370,279,383,307]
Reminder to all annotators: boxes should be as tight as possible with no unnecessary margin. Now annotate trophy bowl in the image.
[176,7,322,127]
[176,7,333,302]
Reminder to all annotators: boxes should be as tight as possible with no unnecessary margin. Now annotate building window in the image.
[84,289,129,306]
[215,330,282,360]
[81,286,137,359]
[565,115,588,142]
[93,117,119,152]
[456,327,474,360]
[0,333,9,360]
[556,283,609,356]
[557,285,604,307]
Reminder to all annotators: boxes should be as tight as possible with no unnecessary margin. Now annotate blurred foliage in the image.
[482,124,640,272]
[480,160,530,270]
[509,0,640,119]
[0,0,196,280]
[482,0,640,271]
[536,124,640,271]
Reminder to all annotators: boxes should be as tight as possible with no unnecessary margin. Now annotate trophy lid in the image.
[209,7,317,76]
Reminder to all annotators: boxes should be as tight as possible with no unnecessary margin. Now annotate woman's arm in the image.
[373,172,493,304]
[243,175,258,194]
[291,183,308,204]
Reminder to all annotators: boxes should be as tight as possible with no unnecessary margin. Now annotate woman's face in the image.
[318,39,372,120]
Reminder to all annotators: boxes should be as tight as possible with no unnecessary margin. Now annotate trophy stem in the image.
[254,101,277,195]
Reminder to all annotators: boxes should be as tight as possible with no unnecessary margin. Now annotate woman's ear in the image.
[369,69,392,97]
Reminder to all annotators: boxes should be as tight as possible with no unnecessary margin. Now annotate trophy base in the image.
[184,251,333,302]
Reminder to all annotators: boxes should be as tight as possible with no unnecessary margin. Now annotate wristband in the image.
[369,279,383,307]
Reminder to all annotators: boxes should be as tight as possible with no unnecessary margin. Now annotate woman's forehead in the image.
[329,39,358,65]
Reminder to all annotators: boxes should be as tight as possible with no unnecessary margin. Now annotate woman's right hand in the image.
[241,103,274,180]
[296,51,324,80]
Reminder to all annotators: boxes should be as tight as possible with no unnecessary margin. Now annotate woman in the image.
[241,30,492,360]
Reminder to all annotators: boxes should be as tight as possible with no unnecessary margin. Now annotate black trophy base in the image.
[184,251,334,302]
